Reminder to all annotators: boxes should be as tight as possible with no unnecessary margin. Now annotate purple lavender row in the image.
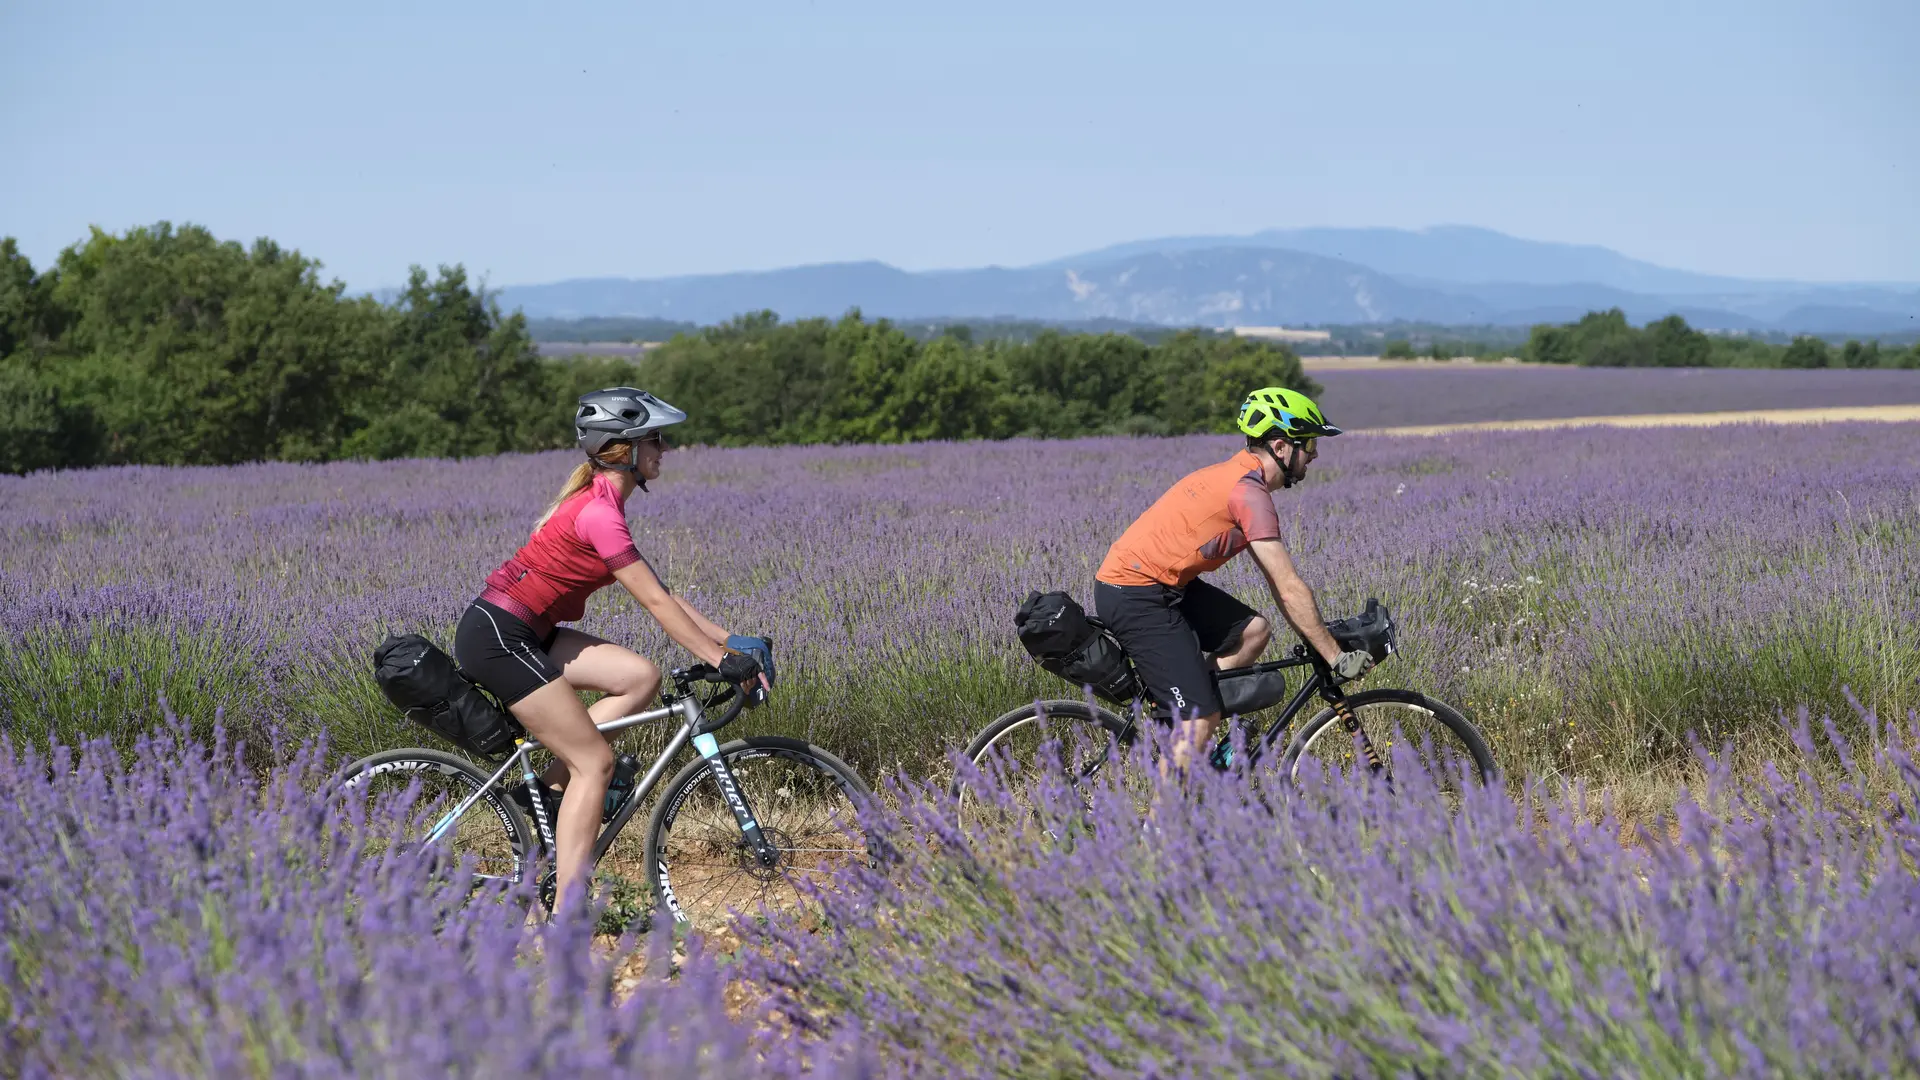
[9,701,1916,1073]
[747,707,1920,1076]
[1314,364,1920,428]
[3,423,1918,776]
[0,716,857,1077]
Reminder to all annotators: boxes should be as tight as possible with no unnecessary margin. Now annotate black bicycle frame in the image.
[1109,644,1390,775]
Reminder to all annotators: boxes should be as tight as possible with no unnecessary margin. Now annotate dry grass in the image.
[1362,403,1920,436]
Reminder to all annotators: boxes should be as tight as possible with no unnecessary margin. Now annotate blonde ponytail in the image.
[533,441,635,531]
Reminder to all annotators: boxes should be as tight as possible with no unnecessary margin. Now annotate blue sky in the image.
[3,0,1915,289]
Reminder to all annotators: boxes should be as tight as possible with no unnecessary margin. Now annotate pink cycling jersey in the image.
[479,472,642,634]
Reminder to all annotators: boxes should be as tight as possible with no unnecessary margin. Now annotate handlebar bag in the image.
[1325,599,1396,663]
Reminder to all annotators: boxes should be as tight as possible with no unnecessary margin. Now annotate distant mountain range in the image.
[493,226,1920,335]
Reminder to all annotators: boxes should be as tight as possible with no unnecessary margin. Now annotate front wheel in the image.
[1282,688,1498,799]
[334,748,536,893]
[645,736,879,936]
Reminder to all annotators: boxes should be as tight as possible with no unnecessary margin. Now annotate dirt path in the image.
[1359,403,1920,436]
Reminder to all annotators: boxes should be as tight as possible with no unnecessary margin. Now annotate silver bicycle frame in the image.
[424,694,704,847]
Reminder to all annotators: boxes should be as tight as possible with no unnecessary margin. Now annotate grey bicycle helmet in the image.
[575,387,687,487]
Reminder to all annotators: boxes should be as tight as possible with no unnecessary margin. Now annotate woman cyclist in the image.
[452,387,773,913]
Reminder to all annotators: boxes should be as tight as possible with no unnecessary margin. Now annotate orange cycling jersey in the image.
[1096,449,1281,588]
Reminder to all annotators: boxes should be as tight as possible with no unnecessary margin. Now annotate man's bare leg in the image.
[1213,616,1271,671]
[1161,618,1272,778]
[1168,712,1223,776]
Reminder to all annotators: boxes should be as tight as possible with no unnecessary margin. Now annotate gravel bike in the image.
[336,663,878,934]
[952,599,1498,827]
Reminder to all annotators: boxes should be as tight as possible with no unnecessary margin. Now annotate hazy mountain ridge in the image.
[493,227,1920,334]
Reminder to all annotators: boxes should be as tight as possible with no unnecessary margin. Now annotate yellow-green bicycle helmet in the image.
[1236,386,1343,442]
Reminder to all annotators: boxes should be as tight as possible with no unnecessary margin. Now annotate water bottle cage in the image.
[603,755,642,820]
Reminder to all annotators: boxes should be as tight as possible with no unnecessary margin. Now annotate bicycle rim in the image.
[1286,691,1495,807]
[649,740,874,935]
[955,701,1147,845]
[336,751,530,889]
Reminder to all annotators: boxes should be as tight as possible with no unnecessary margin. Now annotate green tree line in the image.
[527,315,697,343]
[1,223,1318,473]
[1521,309,1920,369]
[636,311,1316,445]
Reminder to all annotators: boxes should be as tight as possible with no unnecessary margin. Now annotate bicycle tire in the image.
[644,736,879,935]
[334,747,537,893]
[952,699,1135,797]
[1282,688,1499,791]
[950,699,1150,844]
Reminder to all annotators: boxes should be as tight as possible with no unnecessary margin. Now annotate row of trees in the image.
[0,226,596,474]
[1,224,1319,473]
[1380,338,1511,361]
[633,312,1316,445]
[1521,310,1920,369]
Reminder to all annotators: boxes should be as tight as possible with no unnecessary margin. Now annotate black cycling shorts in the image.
[1094,578,1259,722]
[453,599,562,707]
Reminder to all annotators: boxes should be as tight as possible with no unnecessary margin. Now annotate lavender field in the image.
[9,702,1920,1075]
[755,711,1920,1076]
[6,421,1920,1075]
[1315,364,1920,428]
[5,421,1918,795]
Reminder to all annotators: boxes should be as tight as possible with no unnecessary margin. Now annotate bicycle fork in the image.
[692,733,780,867]
[1319,685,1391,782]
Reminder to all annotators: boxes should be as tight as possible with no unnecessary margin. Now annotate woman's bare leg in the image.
[526,631,662,791]
[549,629,663,725]
[506,677,614,913]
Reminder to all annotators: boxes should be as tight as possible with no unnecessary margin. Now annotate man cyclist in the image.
[1093,386,1376,772]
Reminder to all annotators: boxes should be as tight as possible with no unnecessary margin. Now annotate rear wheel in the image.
[951,700,1148,842]
[1282,688,1498,804]
[334,748,535,893]
[645,736,878,938]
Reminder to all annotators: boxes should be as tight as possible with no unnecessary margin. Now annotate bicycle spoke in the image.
[336,755,528,894]
[653,746,871,932]
[1291,698,1486,808]
[956,708,1148,847]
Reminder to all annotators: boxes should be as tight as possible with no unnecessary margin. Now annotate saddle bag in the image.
[372,634,525,759]
[1015,590,1140,705]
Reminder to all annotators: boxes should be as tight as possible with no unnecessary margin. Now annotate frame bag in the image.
[372,634,525,758]
[1217,667,1290,716]
[1015,591,1140,705]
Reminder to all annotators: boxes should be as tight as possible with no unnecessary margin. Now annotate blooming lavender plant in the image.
[0,713,853,1078]
[2,422,1917,787]
[746,708,1920,1077]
